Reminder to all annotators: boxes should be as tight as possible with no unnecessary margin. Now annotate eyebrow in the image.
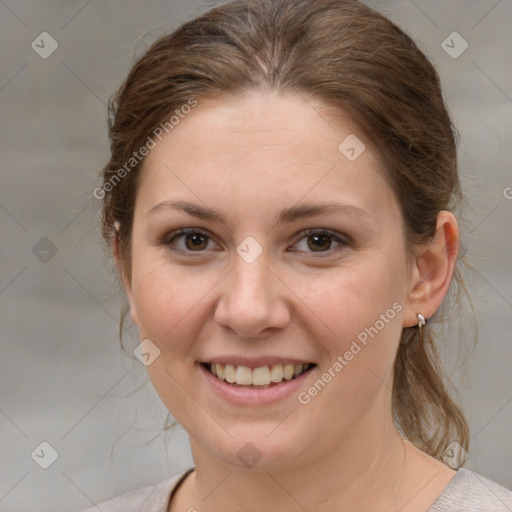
[148,200,373,227]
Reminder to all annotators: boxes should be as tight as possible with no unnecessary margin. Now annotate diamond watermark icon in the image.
[237,442,262,468]
[31,441,59,469]
[338,134,365,161]
[134,338,161,366]
[31,32,59,59]
[441,32,468,59]
[32,237,58,262]
[442,441,468,469]
[236,236,263,264]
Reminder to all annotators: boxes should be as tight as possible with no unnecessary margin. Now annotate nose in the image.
[213,252,291,338]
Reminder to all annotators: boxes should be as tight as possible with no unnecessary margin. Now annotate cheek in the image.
[295,267,405,426]
[304,262,405,344]
[129,255,213,415]
[304,260,406,394]
[130,253,212,354]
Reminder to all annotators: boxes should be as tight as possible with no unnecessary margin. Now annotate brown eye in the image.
[307,233,333,252]
[291,229,349,256]
[165,229,217,253]
[184,232,209,251]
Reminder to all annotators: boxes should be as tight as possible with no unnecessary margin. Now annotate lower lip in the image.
[198,363,317,405]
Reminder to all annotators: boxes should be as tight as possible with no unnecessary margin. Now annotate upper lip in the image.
[200,356,316,368]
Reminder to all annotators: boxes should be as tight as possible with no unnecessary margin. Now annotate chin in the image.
[200,423,312,472]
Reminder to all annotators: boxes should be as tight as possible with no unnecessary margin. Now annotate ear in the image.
[113,232,140,326]
[403,211,459,328]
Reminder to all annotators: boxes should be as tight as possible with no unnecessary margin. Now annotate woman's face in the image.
[124,91,415,470]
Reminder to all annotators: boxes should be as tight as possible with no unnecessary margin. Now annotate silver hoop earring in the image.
[417,313,426,331]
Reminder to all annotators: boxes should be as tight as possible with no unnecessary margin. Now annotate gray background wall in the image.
[0,1,510,511]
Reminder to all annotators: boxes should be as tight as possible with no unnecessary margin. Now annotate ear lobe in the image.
[113,234,139,326]
[404,211,459,328]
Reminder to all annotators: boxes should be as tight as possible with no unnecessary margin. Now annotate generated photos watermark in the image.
[93,97,198,200]
[298,301,403,405]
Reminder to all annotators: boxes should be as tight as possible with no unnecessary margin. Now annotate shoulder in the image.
[428,468,512,511]
[77,468,194,512]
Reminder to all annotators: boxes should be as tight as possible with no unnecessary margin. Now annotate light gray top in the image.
[80,467,512,511]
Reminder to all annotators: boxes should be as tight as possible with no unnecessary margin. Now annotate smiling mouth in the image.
[201,362,317,388]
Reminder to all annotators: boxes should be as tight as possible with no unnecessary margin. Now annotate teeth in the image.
[283,364,295,380]
[270,364,284,382]
[235,365,253,385]
[224,364,236,383]
[207,362,312,386]
[252,366,271,385]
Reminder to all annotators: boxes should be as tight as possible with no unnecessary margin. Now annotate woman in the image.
[86,0,512,510]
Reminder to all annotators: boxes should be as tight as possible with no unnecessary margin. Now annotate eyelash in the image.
[162,227,350,258]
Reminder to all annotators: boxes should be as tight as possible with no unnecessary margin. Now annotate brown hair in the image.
[99,0,470,460]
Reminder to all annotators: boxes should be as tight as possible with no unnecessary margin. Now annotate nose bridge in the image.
[214,245,290,336]
[231,234,272,298]
[230,250,273,310]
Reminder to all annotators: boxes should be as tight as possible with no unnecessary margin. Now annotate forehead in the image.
[136,91,398,224]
